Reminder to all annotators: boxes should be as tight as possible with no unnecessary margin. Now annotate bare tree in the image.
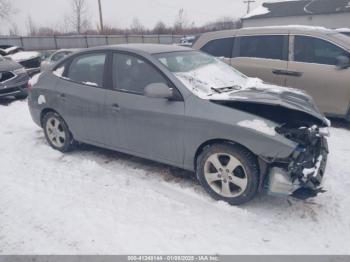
[0,0,13,21]
[204,17,242,31]
[153,21,168,35]
[68,0,90,34]
[26,15,38,36]
[174,8,189,34]
[130,18,144,34]
[8,22,19,36]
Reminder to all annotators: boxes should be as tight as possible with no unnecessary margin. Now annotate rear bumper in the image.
[0,81,28,98]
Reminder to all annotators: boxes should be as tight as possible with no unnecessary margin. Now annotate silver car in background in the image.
[28,44,329,205]
[41,49,79,72]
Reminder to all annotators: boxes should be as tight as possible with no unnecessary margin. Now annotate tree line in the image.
[1,0,242,36]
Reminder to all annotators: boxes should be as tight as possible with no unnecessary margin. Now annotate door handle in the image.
[111,103,121,112]
[272,69,303,77]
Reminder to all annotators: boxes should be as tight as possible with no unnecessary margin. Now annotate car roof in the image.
[193,25,350,50]
[197,25,337,38]
[87,44,193,54]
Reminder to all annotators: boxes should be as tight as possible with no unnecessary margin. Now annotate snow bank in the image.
[0,102,350,254]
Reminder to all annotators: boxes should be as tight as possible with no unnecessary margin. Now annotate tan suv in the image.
[192,26,350,120]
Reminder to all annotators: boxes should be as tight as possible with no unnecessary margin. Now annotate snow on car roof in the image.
[7,51,41,62]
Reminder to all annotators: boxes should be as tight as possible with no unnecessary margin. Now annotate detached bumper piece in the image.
[267,125,329,200]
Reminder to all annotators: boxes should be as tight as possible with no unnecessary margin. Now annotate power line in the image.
[98,0,104,33]
[243,0,256,14]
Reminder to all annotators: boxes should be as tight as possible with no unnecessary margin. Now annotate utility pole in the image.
[244,0,256,14]
[98,0,104,33]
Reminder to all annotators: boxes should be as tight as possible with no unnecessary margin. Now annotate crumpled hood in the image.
[207,78,330,127]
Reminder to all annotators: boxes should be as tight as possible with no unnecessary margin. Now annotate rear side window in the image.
[200,38,234,58]
[239,35,287,60]
[294,36,349,66]
[113,53,168,95]
[67,53,106,87]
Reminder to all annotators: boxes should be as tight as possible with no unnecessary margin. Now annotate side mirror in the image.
[336,55,350,69]
[144,83,173,99]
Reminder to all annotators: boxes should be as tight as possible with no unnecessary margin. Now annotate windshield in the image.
[154,51,248,98]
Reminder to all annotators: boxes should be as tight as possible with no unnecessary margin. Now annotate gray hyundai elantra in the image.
[28,44,329,205]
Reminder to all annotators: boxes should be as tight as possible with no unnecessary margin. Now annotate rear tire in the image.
[42,112,76,152]
[196,143,259,205]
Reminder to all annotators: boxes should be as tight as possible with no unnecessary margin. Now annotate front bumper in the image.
[267,127,329,200]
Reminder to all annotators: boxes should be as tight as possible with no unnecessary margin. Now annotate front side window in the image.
[294,36,349,66]
[200,38,235,58]
[67,53,106,87]
[113,53,168,94]
[239,35,286,60]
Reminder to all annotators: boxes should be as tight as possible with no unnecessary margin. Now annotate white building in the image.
[242,0,350,29]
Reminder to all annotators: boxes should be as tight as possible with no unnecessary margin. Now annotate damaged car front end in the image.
[210,86,330,200]
[267,125,329,199]
[156,50,330,201]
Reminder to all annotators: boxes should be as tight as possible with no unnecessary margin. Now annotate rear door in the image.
[231,35,289,86]
[104,52,185,165]
[286,35,350,116]
[55,52,108,144]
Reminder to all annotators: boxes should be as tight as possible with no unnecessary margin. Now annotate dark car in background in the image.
[0,45,41,76]
[0,55,30,99]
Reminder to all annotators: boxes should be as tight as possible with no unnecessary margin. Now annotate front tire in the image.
[42,112,75,152]
[196,143,259,205]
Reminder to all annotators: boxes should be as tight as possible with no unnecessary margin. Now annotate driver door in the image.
[104,52,185,165]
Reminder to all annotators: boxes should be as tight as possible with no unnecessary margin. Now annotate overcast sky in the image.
[2,0,267,34]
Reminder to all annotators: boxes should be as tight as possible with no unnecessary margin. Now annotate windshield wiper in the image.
[212,85,242,94]
[211,87,222,94]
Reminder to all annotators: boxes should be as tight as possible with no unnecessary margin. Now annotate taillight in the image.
[27,81,32,91]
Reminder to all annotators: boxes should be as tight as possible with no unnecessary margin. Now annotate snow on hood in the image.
[175,63,306,100]
[7,51,40,62]
[175,63,329,126]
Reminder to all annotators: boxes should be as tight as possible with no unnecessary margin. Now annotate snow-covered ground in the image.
[1,100,350,255]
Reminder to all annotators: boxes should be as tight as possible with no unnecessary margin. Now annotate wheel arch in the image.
[193,138,258,171]
[40,108,62,127]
